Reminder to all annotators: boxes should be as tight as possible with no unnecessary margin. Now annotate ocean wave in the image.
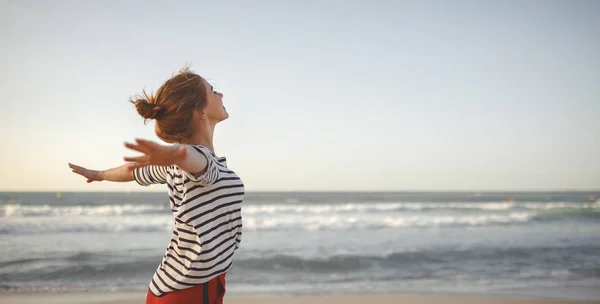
[234,245,600,274]
[0,251,159,282]
[0,204,168,217]
[242,201,599,215]
[1,247,598,296]
[244,212,533,231]
[2,246,597,280]
[1,202,597,235]
[2,201,597,219]
[0,216,173,234]
[0,212,534,235]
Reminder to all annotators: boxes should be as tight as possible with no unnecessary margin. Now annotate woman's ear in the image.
[193,109,207,121]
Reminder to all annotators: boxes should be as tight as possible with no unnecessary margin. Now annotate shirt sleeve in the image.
[180,145,221,186]
[133,165,169,186]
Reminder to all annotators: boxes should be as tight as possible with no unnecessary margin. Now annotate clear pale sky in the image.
[1,0,599,192]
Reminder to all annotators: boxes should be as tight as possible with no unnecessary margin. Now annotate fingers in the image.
[124,142,149,154]
[124,155,149,163]
[69,163,87,175]
[124,141,152,167]
[71,170,83,176]
[135,138,157,148]
[68,163,83,171]
[69,163,95,182]
[131,139,160,154]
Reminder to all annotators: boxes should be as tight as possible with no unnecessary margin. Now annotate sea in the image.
[0,191,599,300]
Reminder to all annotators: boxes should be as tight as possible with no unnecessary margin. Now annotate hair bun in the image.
[134,99,163,120]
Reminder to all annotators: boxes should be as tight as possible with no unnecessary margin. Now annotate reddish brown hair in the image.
[131,67,207,144]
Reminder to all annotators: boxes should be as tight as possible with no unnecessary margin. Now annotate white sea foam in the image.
[2,201,595,219]
[1,199,595,234]
[242,212,533,231]
[0,215,173,234]
[0,211,535,234]
[241,201,597,215]
[1,204,167,217]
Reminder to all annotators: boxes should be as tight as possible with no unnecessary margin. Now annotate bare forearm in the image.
[99,164,135,182]
[122,139,210,176]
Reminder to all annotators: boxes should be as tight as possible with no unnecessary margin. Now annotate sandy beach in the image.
[1,293,599,304]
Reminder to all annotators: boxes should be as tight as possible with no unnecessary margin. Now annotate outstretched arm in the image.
[123,138,210,177]
[68,163,134,183]
[69,138,213,185]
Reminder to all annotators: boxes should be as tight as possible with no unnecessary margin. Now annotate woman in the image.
[68,67,245,304]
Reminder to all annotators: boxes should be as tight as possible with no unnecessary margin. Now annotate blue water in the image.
[0,191,599,300]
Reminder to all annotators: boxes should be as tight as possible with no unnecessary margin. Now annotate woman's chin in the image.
[220,109,230,121]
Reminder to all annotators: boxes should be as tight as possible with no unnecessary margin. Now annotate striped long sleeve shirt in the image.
[133,145,245,297]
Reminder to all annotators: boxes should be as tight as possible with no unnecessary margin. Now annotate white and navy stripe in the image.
[134,145,244,297]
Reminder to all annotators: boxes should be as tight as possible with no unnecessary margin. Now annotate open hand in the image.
[124,138,187,169]
[69,163,103,183]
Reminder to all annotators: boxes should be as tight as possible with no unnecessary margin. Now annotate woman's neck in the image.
[189,120,216,153]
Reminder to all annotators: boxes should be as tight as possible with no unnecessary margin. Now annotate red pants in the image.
[145,273,227,304]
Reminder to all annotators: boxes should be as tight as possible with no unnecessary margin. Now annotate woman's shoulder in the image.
[189,145,227,165]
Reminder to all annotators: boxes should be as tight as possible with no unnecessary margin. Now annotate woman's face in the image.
[202,78,229,123]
